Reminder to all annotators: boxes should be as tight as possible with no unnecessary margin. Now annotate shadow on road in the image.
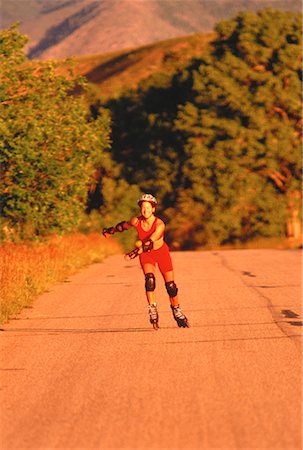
[1,325,302,338]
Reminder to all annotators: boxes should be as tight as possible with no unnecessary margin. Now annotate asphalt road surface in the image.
[1,249,302,450]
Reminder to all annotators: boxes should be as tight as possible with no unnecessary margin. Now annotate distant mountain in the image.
[73,31,214,99]
[1,0,301,60]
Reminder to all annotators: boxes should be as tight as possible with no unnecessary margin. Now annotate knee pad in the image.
[145,273,156,292]
[165,281,178,297]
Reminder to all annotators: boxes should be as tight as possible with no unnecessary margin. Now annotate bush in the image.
[0,25,111,240]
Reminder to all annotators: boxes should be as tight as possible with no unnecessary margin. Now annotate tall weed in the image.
[0,233,120,324]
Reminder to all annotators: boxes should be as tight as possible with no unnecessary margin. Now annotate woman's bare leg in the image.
[162,269,189,327]
[142,263,159,328]
[162,270,179,306]
[142,263,156,305]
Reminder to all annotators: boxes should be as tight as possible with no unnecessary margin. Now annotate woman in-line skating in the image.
[102,193,189,330]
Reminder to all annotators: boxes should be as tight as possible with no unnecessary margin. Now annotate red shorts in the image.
[139,242,173,274]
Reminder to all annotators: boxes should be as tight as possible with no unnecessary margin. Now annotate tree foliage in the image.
[0,25,112,240]
[105,8,302,247]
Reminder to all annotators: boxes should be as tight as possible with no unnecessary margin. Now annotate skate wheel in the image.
[177,320,190,328]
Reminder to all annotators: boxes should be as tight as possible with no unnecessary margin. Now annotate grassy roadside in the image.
[0,233,121,325]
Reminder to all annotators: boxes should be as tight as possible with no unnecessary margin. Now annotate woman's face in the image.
[140,201,155,219]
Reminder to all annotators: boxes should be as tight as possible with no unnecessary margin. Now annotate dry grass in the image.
[0,233,121,324]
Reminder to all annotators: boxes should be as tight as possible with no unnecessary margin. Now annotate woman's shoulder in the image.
[155,216,165,227]
[130,216,140,226]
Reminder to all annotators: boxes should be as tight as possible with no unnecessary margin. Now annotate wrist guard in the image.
[142,239,153,252]
[115,221,128,233]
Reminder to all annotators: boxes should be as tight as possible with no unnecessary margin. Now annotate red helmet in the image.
[138,193,157,206]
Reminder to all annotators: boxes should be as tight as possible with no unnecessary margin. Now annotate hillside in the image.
[73,32,214,99]
[1,0,301,59]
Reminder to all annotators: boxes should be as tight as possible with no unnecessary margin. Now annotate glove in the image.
[142,239,153,252]
[124,247,142,260]
[102,227,115,237]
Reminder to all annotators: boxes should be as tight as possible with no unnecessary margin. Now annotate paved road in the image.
[1,249,302,450]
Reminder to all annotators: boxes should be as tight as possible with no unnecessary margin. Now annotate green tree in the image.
[173,8,302,245]
[0,25,112,240]
[106,70,187,224]
[96,9,302,248]
[83,140,141,249]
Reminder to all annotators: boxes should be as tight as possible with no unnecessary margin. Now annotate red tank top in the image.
[136,217,158,241]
